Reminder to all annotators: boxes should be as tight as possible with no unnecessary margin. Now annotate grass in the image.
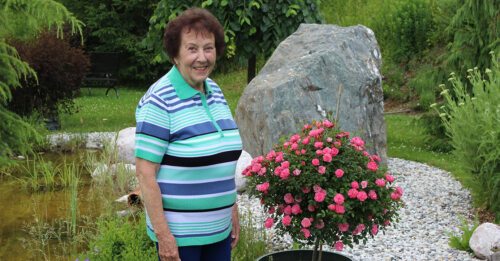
[60,70,248,133]
[385,114,483,206]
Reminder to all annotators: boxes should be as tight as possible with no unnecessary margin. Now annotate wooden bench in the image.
[83,52,121,97]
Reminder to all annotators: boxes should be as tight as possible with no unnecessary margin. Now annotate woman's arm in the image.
[136,158,180,261]
[231,202,240,248]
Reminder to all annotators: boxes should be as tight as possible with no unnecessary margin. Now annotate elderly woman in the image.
[134,8,242,261]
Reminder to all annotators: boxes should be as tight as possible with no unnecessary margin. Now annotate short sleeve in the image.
[135,93,170,163]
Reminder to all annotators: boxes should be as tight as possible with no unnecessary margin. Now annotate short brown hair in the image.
[163,8,225,62]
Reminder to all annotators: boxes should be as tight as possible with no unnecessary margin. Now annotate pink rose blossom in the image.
[256,182,270,192]
[396,186,404,195]
[301,218,312,228]
[318,166,326,174]
[322,119,334,128]
[316,149,324,156]
[283,205,292,215]
[363,151,370,157]
[333,141,341,148]
[334,241,344,251]
[264,218,274,228]
[331,147,339,156]
[293,169,301,176]
[275,154,283,163]
[347,189,359,199]
[375,178,386,187]
[284,193,294,204]
[391,192,402,200]
[290,134,300,143]
[302,137,310,145]
[265,150,276,160]
[371,224,379,235]
[326,137,333,142]
[361,180,368,189]
[279,168,290,179]
[302,187,311,193]
[335,169,344,178]
[385,173,395,183]
[384,220,391,226]
[301,228,311,238]
[251,163,262,173]
[312,158,320,166]
[328,204,336,211]
[323,153,332,162]
[338,223,349,232]
[281,161,290,168]
[367,161,378,171]
[303,124,312,130]
[274,166,282,176]
[371,154,381,162]
[368,190,378,200]
[300,149,306,154]
[308,205,316,212]
[350,136,365,149]
[335,204,345,214]
[314,142,324,149]
[258,167,266,176]
[313,185,322,192]
[334,193,345,204]
[268,207,275,214]
[291,204,302,215]
[314,190,326,202]
[351,181,359,189]
[357,191,368,201]
[283,142,290,149]
[282,215,292,226]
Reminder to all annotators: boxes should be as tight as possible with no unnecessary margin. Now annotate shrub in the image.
[232,210,268,261]
[419,112,452,153]
[8,31,90,117]
[434,53,500,220]
[409,65,438,111]
[81,212,156,261]
[244,119,403,252]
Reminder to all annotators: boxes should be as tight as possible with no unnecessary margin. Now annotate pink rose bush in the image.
[243,119,403,251]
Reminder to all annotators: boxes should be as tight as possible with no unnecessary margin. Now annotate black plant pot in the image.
[257,249,353,261]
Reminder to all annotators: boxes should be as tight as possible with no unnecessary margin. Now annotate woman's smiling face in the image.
[174,28,216,91]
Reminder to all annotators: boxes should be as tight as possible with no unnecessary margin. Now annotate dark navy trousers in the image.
[156,235,231,261]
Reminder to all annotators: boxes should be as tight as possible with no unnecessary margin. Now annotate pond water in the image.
[0,151,121,260]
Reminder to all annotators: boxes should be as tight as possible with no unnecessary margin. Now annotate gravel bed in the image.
[237,157,479,261]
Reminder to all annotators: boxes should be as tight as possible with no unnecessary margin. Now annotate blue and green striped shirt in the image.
[135,66,242,246]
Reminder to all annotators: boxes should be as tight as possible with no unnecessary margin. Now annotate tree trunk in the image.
[247,54,256,84]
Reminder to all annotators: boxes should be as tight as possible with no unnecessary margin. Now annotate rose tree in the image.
[243,119,403,254]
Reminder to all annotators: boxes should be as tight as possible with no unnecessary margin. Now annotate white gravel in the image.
[237,158,479,261]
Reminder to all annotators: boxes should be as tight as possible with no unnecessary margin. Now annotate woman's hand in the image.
[231,204,240,249]
[158,233,181,261]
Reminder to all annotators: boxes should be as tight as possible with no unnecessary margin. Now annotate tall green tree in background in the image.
[0,0,82,166]
[144,0,323,83]
[445,0,499,77]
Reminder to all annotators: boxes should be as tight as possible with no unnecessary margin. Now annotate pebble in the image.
[237,158,479,261]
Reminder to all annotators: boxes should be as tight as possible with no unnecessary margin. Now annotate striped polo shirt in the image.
[135,66,242,246]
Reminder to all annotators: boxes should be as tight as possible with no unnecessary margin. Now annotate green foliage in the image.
[409,65,438,111]
[59,0,162,83]
[232,210,268,261]
[445,0,500,77]
[419,112,452,153]
[448,216,479,252]
[145,0,322,65]
[81,212,157,261]
[434,53,500,220]
[8,32,90,117]
[0,0,82,165]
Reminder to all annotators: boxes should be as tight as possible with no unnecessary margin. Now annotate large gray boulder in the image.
[470,222,500,260]
[116,127,136,164]
[235,24,386,162]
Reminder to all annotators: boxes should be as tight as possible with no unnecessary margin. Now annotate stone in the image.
[470,222,500,259]
[235,24,387,162]
[235,150,252,193]
[116,127,136,164]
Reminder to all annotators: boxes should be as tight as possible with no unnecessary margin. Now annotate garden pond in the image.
[0,150,132,260]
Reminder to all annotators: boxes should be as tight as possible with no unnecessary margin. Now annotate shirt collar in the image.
[167,65,213,99]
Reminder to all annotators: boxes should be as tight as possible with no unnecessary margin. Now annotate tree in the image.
[0,0,82,165]
[445,0,499,77]
[144,0,323,83]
